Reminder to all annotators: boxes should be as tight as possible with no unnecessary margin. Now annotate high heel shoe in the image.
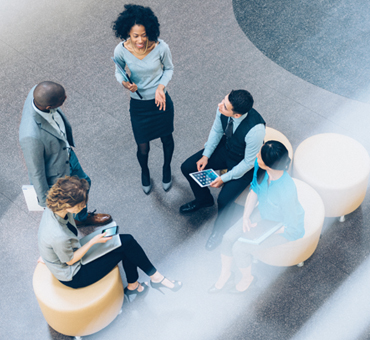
[141,171,152,195]
[124,282,150,300]
[229,276,258,294]
[162,180,172,192]
[150,276,182,294]
[162,166,172,192]
[208,272,235,294]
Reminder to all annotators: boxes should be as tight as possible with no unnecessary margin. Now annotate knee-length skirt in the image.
[129,92,174,144]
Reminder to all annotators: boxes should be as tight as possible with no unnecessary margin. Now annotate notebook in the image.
[190,169,219,187]
[237,218,284,245]
[22,185,45,211]
[80,221,121,265]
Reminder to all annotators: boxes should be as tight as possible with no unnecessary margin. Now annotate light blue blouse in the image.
[251,159,305,241]
[114,39,174,100]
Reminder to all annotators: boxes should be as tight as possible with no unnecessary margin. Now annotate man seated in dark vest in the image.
[180,90,266,251]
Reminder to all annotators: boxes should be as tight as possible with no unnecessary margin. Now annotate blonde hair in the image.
[46,176,89,212]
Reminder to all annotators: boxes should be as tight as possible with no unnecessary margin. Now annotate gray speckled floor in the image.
[1,0,370,339]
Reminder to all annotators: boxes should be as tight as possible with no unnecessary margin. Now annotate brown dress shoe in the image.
[75,210,112,227]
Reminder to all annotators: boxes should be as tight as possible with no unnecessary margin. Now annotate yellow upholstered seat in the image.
[33,264,124,337]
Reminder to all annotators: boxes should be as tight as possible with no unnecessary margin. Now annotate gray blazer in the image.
[19,86,75,207]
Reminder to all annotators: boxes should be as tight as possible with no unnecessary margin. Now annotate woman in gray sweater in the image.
[112,4,175,194]
[38,176,181,300]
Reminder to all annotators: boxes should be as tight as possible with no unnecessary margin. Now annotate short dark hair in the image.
[228,90,254,115]
[34,81,65,108]
[261,141,291,170]
[112,4,160,41]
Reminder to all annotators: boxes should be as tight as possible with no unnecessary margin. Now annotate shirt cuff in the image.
[220,172,231,183]
[202,149,213,159]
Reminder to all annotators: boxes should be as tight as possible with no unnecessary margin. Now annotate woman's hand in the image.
[66,233,113,266]
[243,218,257,233]
[122,81,138,93]
[91,233,112,245]
[155,85,166,111]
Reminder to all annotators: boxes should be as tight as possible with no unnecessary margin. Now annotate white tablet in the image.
[190,169,219,187]
[237,218,284,245]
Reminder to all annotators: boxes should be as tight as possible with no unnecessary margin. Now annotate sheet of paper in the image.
[22,185,44,211]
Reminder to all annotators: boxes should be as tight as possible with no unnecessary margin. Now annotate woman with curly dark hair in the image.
[112,4,175,194]
[38,176,182,299]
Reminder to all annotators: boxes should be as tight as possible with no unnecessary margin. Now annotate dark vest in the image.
[220,108,265,165]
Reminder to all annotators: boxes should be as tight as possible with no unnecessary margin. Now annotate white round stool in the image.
[256,179,325,267]
[293,133,370,221]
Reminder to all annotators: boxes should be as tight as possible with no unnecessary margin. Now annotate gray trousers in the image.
[221,208,288,268]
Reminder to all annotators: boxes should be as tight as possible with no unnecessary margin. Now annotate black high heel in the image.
[150,276,182,294]
[162,166,172,192]
[208,272,235,294]
[124,282,150,299]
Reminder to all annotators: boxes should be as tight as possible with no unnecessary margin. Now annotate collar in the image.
[217,108,249,124]
[54,211,73,225]
[32,99,51,115]
[233,111,248,123]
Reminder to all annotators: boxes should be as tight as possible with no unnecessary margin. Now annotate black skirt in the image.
[129,92,174,144]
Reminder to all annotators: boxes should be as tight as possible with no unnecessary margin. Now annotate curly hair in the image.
[112,4,160,41]
[46,176,89,212]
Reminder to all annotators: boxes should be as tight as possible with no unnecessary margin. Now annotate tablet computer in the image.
[80,221,121,265]
[237,218,284,245]
[189,169,219,187]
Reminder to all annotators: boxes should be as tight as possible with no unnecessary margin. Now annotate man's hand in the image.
[37,256,45,264]
[243,218,257,232]
[196,156,209,171]
[210,176,224,188]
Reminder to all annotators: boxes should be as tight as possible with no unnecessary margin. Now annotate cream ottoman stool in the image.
[33,263,124,339]
[235,126,294,206]
[256,179,325,267]
[264,127,294,172]
[293,133,370,221]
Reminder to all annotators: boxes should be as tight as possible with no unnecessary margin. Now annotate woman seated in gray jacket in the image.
[38,176,181,299]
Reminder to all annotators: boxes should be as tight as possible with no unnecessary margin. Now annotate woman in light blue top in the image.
[209,141,305,294]
[112,4,175,194]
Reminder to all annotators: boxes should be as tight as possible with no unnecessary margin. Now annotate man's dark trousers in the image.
[181,139,254,235]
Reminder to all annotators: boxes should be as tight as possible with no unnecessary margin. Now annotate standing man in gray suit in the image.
[19,81,111,226]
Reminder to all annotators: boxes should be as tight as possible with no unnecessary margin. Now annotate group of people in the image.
[19,4,305,300]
